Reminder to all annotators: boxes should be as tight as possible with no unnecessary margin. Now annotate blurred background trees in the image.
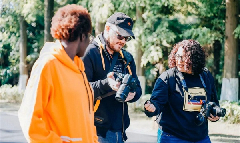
[0,0,239,100]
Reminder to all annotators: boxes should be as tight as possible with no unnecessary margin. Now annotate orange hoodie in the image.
[18,40,98,143]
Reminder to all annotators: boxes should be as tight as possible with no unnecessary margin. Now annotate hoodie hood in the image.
[40,40,85,73]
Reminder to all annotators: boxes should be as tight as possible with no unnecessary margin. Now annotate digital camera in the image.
[114,73,137,102]
[195,101,226,126]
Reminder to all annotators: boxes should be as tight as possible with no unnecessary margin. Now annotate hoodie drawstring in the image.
[99,43,105,70]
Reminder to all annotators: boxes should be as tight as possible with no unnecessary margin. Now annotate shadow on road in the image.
[0,129,22,133]
[209,134,240,139]
[209,134,240,143]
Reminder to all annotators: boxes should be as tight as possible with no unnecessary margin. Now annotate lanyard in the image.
[177,71,207,92]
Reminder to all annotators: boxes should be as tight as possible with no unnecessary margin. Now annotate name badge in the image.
[183,87,206,112]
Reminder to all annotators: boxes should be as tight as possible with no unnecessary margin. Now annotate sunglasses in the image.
[111,28,132,42]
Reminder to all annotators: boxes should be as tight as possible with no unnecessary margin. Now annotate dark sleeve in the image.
[82,47,112,99]
[89,80,112,99]
[145,71,169,117]
[126,55,142,103]
[207,71,219,106]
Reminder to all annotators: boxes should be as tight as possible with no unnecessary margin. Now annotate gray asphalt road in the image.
[0,111,157,143]
[126,132,157,143]
[2,108,238,143]
[0,112,27,143]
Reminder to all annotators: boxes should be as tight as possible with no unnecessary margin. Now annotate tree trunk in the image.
[18,16,28,92]
[238,0,240,100]
[221,0,239,101]
[213,40,221,98]
[72,0,77,4]
[136,5,144,76]
[135,5,146,99]
[95,20,105,36]
[44,0,54,43]
[224,0,238,78]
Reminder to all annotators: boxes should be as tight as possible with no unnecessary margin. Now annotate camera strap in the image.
[176,70,207,112]
[176,70,207,92]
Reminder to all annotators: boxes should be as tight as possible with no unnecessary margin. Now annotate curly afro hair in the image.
[168,39,206,75]
[51,4,92,42]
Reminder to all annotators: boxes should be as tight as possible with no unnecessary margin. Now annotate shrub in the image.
[220,100,240,124]
[0,84,24,103]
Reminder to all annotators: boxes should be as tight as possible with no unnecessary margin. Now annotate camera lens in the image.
[217,108,226,117]
[213,106,226,117]
[115,74,132,102]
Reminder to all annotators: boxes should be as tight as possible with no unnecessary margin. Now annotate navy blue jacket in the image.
[82,33,142,139]
[145,68,219,142]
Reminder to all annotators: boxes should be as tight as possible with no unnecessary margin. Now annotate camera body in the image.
[195,101,226,126]
[114,73,137,102]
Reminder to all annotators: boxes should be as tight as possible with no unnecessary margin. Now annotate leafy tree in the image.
[1,0,238,99]
[44,0,54,43]
[221,0,239,101]
[0,0,44,86]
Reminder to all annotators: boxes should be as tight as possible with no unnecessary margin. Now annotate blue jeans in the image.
[157,128,163,143]
[98,130,124,143]
[160,132,211,143]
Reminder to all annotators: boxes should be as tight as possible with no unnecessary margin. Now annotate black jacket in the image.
[82,33,142,139]
[145,68,219,142]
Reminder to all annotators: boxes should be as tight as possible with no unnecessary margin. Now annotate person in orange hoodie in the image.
[18,4,98,143]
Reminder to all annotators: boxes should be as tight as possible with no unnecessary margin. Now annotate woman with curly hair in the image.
[144,40,221,143]
[18,4,98,143]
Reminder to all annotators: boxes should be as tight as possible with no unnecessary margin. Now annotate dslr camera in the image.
[195,101,226,126]
[114,73,137,102]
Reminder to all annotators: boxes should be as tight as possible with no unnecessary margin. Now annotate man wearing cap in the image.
[82,12,142,142]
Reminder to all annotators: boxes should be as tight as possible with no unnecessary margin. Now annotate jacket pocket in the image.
[94,103,112,128]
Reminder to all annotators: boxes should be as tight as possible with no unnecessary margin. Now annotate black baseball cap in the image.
[107,12,135,38]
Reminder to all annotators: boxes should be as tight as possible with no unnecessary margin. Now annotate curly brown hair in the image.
[51,4,92,42]
[168,39,206,75]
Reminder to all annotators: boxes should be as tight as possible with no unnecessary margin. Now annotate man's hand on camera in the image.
[107,72,120,91]
[125,92,136,102]
[208,114,220,122]
[144,101,156,112]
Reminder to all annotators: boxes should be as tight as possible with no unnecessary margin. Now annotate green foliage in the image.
[22,0,44,24]
[80,0,115,27]
[0,0,44,86]
[0,0,234,98]
[234,25,240,39]
[91,0,114,24]
[104,0,227,93]
[0,3,20,85]
[0,84,24,103]
[182,27,223,45]
[0,65,19,85]
[220,101,240,124]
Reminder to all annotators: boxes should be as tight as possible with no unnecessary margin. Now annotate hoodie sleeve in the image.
[18,62,62,143]
[144,72,169,117]
[82,47,112,99]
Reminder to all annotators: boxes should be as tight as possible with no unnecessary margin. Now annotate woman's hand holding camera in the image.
[208,114,220,122]
[144,101,156,112]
